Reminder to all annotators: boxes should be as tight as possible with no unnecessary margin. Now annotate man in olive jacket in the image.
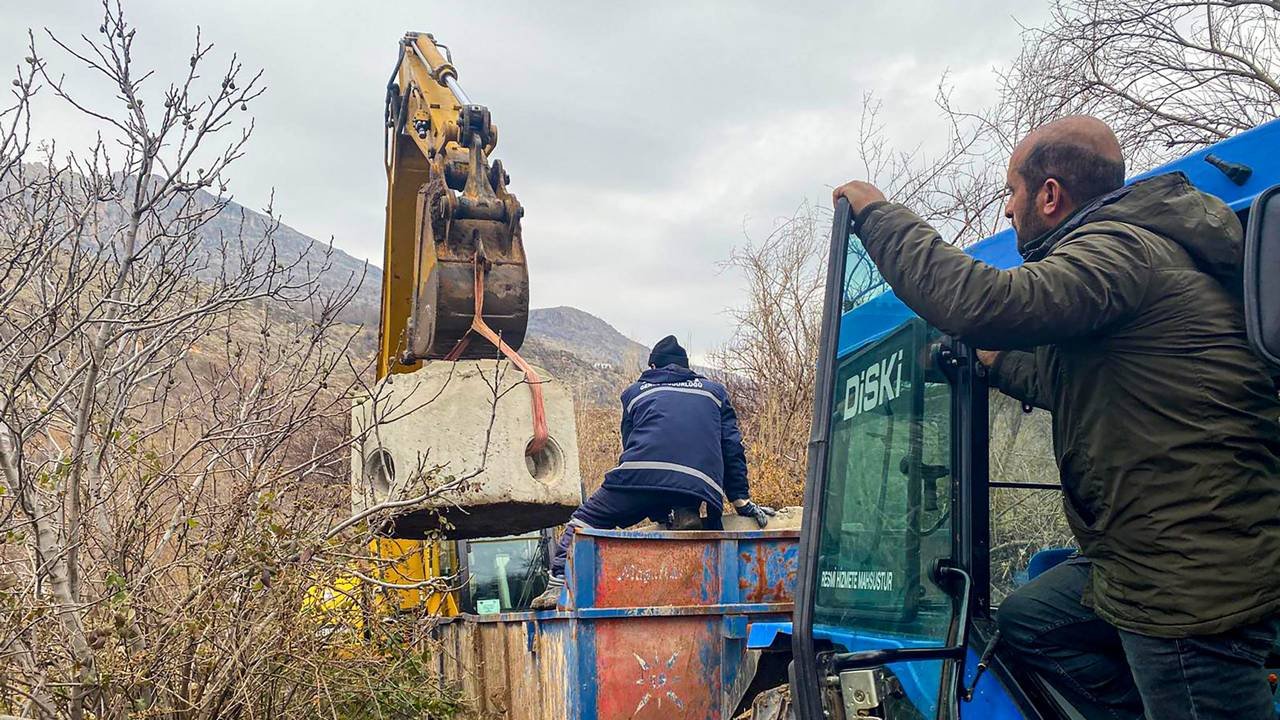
[834,116,1280,719]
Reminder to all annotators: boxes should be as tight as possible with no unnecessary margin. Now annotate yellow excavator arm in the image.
[380,31,528,377]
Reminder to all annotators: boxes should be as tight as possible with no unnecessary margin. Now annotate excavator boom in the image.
[380,32,528,377]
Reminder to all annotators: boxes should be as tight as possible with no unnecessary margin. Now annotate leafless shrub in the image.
[1007,0,1280,167]
[712,204,827,508]
[0,4,476,718]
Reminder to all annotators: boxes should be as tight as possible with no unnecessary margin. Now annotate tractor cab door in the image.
[791,200,982,719]
[1245,184,1280,371]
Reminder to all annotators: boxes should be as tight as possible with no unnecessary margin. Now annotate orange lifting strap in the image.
[444,253,549,456]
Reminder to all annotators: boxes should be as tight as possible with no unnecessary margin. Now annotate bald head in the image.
[1004,116,1126,247]
[1012,116,1125,208]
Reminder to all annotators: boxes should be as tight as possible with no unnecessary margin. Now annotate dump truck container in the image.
[431,526,800,719]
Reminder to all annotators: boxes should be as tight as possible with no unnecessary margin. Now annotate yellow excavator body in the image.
[369,538,459,615]
[301,539,458,635]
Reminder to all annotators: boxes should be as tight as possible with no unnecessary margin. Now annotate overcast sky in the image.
[1,1,1047,362]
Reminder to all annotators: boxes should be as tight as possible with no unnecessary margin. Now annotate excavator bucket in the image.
[407,150,528,361]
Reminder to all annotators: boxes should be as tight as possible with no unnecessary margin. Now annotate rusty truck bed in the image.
[431,527,800,719]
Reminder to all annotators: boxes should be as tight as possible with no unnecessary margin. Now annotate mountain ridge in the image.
[187,188,651,405]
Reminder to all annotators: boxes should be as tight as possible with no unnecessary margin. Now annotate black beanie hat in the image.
[648,335,689,368]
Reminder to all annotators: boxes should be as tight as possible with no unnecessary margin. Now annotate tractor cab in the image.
[788,118,1280,720]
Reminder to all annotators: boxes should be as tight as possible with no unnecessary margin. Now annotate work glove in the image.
[735,500,777,528]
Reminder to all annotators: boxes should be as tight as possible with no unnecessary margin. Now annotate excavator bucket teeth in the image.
[407,210,528,361]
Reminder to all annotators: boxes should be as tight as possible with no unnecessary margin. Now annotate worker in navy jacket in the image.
[531,335,775,609]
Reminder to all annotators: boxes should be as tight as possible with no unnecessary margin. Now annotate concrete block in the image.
[632,505,804,532]
[721,505,804,531]
[351,360,582,539]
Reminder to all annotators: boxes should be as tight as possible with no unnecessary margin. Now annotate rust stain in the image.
[739,542,796,603]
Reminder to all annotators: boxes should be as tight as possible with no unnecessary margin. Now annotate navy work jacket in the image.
[602,365,749,507]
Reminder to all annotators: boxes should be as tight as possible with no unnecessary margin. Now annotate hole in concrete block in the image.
[365,449,395,497]
[525,437,563,482]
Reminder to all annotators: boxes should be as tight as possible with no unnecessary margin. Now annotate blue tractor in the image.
[776,119,1280,719]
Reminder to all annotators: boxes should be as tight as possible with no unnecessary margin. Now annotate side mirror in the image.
[1245,185,1280,369]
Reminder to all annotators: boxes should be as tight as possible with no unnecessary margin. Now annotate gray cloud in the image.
[0,0,1047,362]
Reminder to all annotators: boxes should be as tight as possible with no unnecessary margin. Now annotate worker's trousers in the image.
[548,486,722,578]
[997,554,1279,720]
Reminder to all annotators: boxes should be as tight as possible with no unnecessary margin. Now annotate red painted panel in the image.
[593,538,719,608]
[594,616,722,720]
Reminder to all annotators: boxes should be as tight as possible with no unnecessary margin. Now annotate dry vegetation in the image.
[0,5,491,718]
[573,404,621,497]
[710,205,827,509]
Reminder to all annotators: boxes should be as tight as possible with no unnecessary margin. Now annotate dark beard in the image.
[1014,212,1056,257]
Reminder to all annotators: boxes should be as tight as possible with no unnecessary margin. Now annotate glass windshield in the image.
[463,534,548,613]
[814,318,954,640]
[814,231,955,643]
[988,394,1074,604]
[795,223,966,720]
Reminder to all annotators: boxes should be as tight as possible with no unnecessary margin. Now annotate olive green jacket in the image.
[856,172,1280,637]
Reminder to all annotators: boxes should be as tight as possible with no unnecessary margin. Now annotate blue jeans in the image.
[548,486,721,577]
[998,555,1278,720]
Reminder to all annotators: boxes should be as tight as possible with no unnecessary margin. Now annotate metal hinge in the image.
[838,667,894,719]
